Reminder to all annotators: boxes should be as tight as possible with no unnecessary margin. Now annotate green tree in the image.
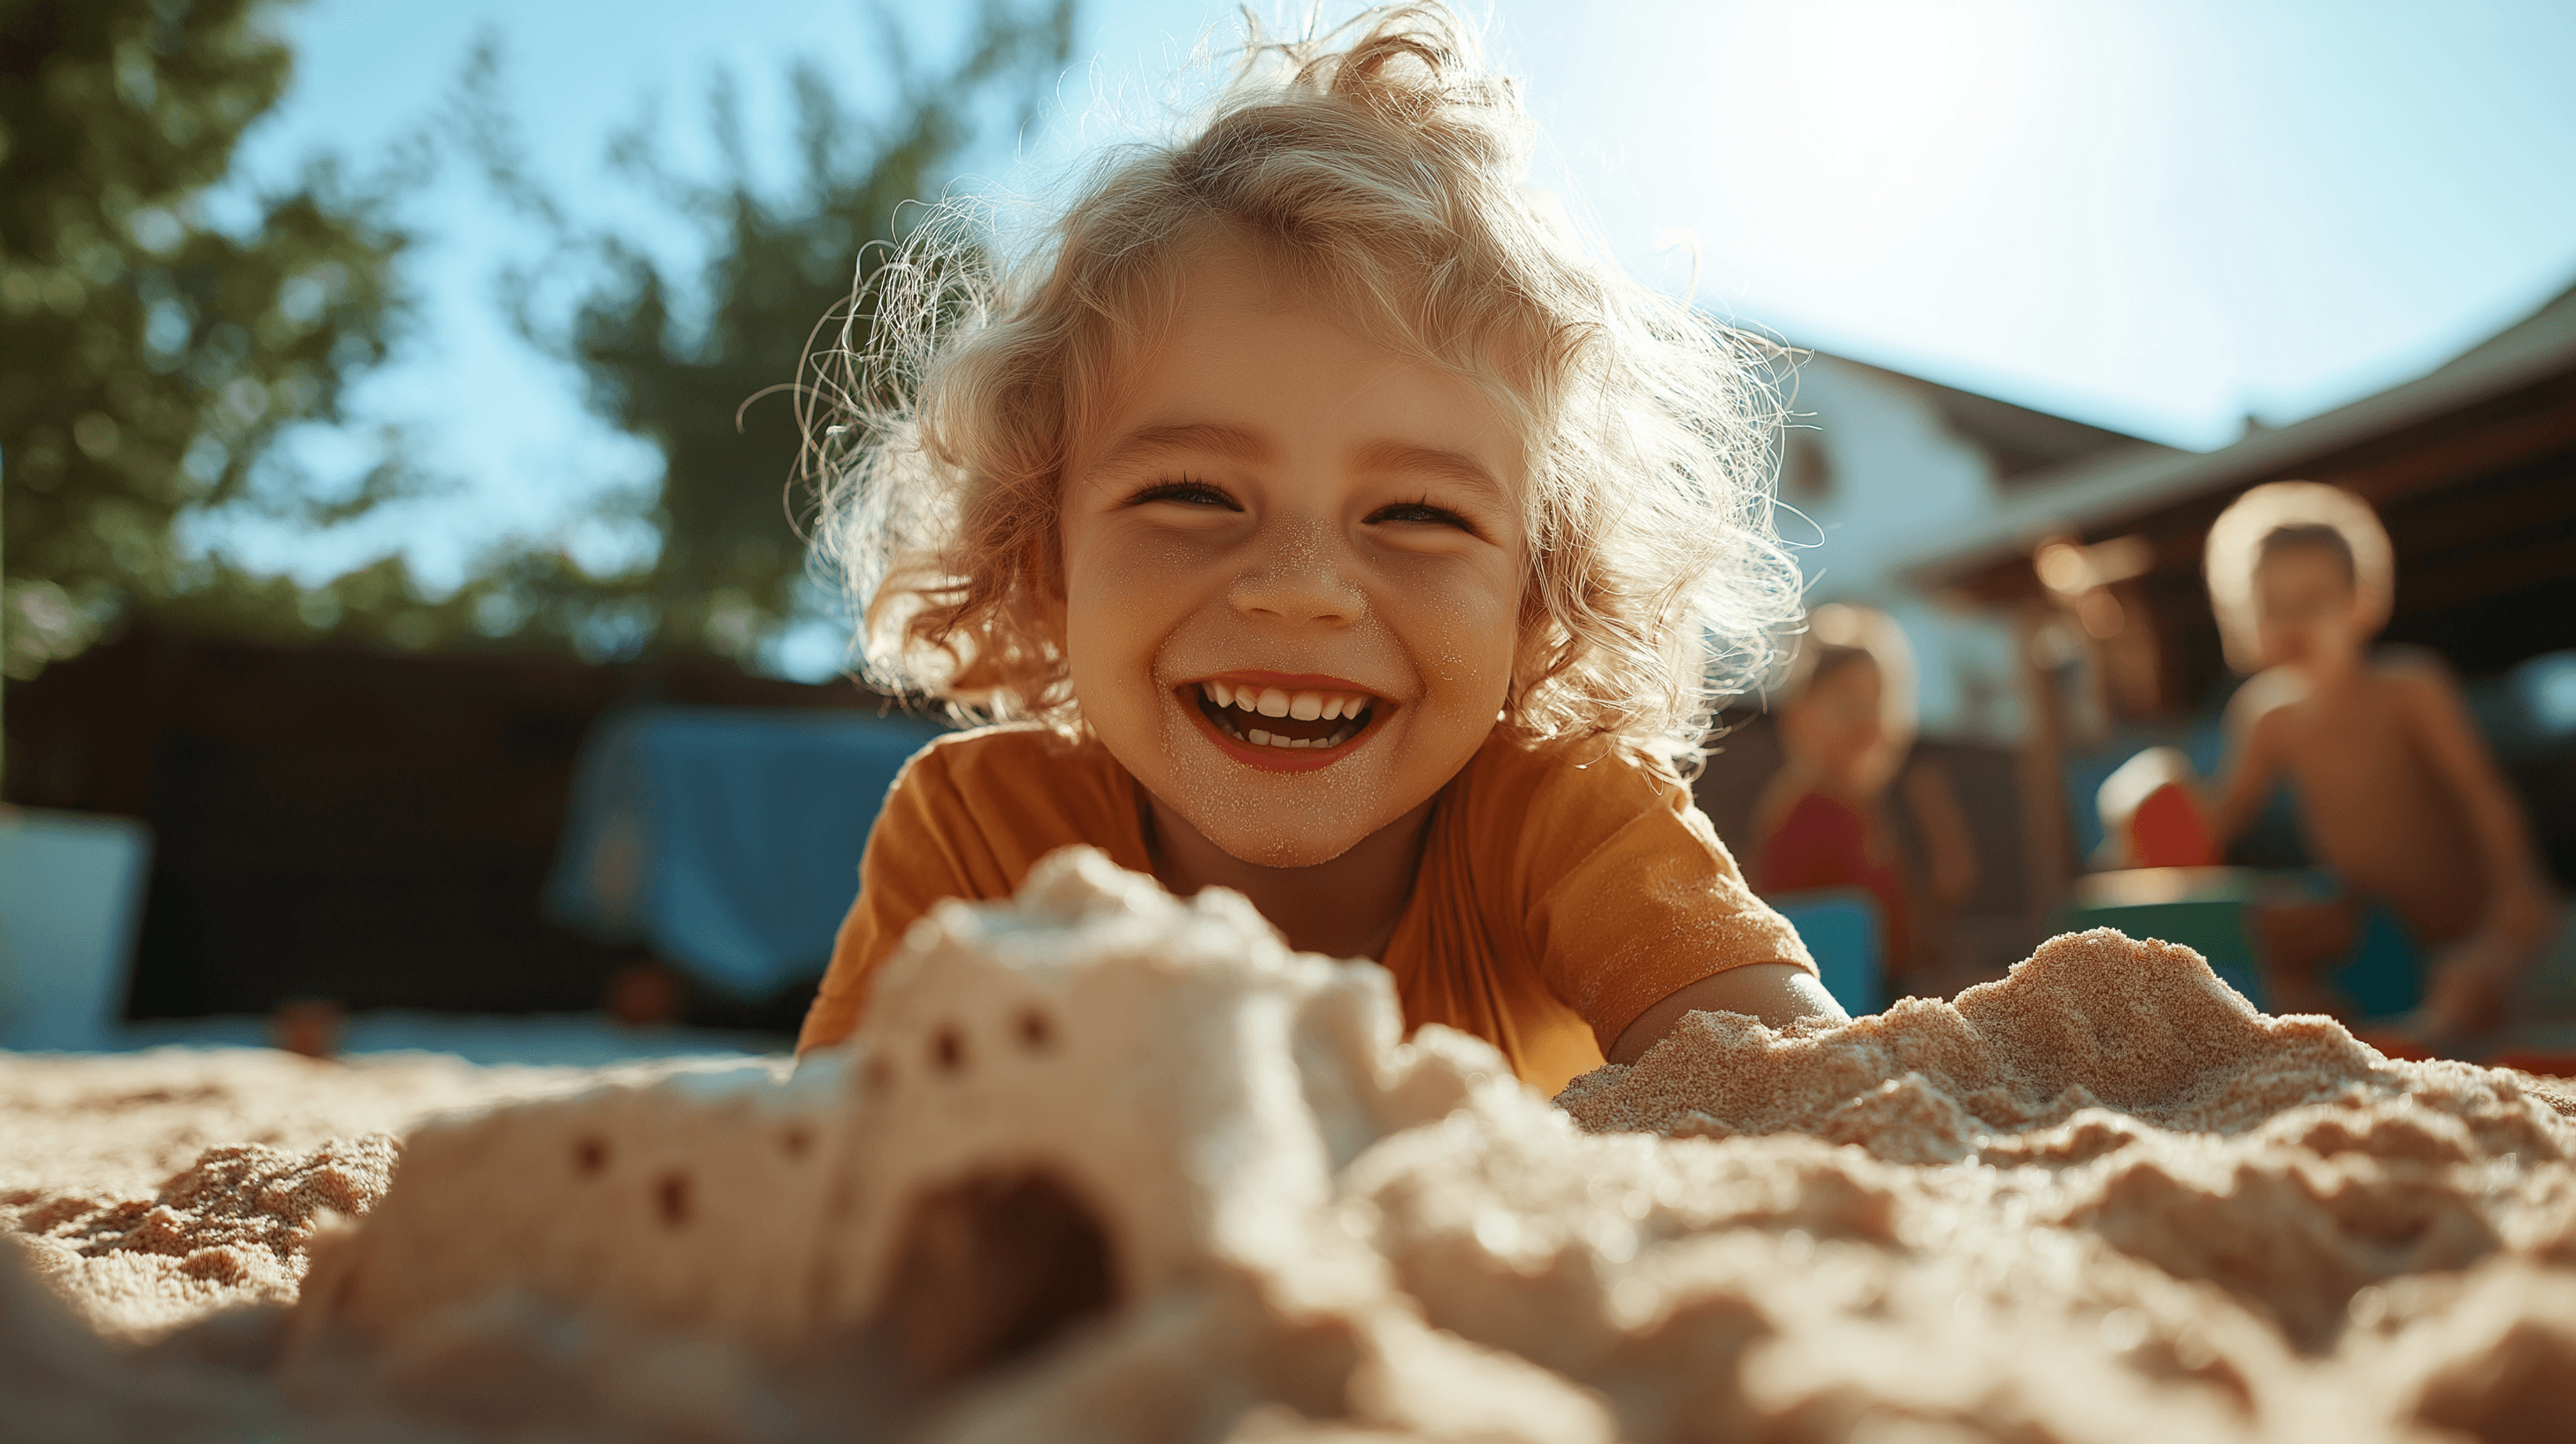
[461,0,1075,667]
[0,0,420,679]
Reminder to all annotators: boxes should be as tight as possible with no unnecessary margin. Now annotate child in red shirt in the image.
[1750,604,1974,988]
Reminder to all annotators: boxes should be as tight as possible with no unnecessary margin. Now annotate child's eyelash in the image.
[1126,483,1480,536]
[1128,478,1236,508]
[1374,495,1481,535]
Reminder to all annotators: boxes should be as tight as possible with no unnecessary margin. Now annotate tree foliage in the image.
[0,0,1078,684]
[462,0,1075,668]
[0,0,418,678]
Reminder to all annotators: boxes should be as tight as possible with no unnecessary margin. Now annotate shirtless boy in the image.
[2202,481,2561,1041]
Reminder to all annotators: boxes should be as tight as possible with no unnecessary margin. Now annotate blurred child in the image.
[792,5,1843,1094]
[2202,481,2562,1041]
[1750,604,1976,989]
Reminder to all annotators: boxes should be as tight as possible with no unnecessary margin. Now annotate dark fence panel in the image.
[4,626,892,1026]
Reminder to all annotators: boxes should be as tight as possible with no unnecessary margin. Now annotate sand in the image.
[1560,928,2576,1354]
[7,857,2576,1442]
[0,1046,621,1341]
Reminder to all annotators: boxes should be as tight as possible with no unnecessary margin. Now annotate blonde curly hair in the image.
[809,2,1800,772]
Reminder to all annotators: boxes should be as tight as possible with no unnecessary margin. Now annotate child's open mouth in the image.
[1186,680,1380,756]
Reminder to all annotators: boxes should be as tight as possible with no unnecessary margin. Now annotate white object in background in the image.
[0,807,153,1051]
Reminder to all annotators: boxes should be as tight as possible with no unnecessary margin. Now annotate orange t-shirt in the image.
[797,724,1812,1095]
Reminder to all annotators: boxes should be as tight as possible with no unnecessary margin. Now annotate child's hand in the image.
[1606,963,1849,1064]
[2430,889,2561,1033]
[2487,884,2564,961]
[2416,954,2512,1047]
[2417,902,2557,1045]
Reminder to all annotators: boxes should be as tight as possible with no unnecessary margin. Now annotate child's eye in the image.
[1128,479,1239,511]
[1368,499,1479,534]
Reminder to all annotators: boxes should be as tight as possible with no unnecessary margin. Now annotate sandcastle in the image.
[279,848,1588,1442]
[13,846,2576,1441]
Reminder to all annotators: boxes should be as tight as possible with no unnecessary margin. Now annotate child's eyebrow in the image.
[1092,426,1506,506]
[1352,440,1508,506]
[1095,422,1272,470]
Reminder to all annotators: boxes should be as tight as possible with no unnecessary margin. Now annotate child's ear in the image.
[1024,538,1069,642]
[1506,588,1559,711]
[2220,614,2266,677]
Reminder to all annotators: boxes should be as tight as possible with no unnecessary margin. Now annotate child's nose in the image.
[1229,525,1364,626]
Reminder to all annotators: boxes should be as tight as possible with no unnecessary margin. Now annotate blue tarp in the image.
[545,707,946,998]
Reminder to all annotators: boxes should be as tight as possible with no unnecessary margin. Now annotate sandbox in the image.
[8,847,2574,1442]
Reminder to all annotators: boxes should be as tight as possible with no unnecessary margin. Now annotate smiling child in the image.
[794,4,1838,1094]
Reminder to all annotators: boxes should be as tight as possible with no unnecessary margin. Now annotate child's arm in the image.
[2394,664,2558,964]
[1605,963,1849,1064]
[2204,673,2293,847]
[1902,758,1979,905]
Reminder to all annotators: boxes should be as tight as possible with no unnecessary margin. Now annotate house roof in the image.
[1790,349,2175,482]
[1888,278,2576,603]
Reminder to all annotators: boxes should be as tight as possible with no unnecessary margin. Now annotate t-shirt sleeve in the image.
[797,745,977,1054]
[796,727,1141,1055]
[1506,748,1814,1055]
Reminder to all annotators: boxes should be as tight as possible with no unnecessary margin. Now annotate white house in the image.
[1760,349,2172,745]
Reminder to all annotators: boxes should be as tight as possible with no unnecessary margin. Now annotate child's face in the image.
[2252,547,2366,675]
[1782,659,1888,790]
[1056,243,1530,868]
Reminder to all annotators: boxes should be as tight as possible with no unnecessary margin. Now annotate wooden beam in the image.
[2012,603,2074,930]
[2396,532,2576,615]
[2323,388,2576,510]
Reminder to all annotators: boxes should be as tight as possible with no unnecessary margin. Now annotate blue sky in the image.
[203,0,2576,656]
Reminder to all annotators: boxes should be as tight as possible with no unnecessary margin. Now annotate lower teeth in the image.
[1212,707,1364,750]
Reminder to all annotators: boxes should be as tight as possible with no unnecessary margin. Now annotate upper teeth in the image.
[1200,681,1374,721]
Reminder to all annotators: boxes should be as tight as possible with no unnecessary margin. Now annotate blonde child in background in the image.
[794,4,1842,1095]
[2202,481,2563,1043]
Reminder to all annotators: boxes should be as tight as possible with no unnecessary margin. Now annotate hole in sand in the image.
[864,1056,895,1094]
[782,1127,812,1159]
[932,1025,965,1074]
[657,1171,692,1227]
[574,1136,609,1176]
[872,1171,1120,1388]
[1016,1008,1054,1051]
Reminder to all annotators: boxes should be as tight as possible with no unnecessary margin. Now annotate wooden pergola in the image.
[1894,285,2576,914]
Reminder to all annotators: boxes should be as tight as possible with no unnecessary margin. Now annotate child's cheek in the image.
[1059,526,1216,732]
[1375,550,1523,710]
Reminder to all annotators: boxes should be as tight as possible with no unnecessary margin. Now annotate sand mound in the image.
[1560,927,2576,1352]
[9,852,2576,1442]
[0,1047,606,1341]
[0,1044,594,1198]
[1560,926,2572,1148]
[11,1135,396,1337]
[3,1233,272,1444]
